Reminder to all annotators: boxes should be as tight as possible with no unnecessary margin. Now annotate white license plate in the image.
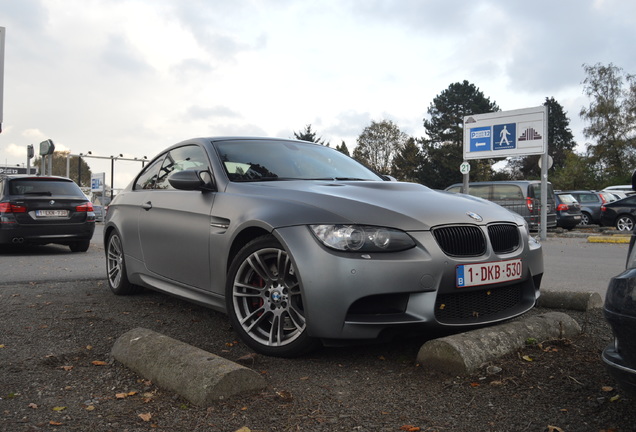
[36,210,69,217]
[456,259,522,288]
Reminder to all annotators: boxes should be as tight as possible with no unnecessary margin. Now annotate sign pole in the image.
[460,161,470,194]
[539,105,549,241]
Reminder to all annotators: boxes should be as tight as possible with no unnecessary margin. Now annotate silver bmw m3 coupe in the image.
[104,137,543,357]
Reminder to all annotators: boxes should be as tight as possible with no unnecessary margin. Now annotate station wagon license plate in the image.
[456,259,522,288]
[36,210,69,217]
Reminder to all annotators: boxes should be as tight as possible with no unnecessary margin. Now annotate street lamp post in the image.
[66,152,145,199]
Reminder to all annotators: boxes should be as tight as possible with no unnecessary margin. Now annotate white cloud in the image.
[1,0,635,187]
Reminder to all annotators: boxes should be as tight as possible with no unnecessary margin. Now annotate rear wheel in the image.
[226,235,318,357]
[106,231,141,295]
[616,215,635,232]
[579,212,591,226]
[69,240,90,252]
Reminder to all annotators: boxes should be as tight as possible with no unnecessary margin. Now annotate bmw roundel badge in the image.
[466,211,483,222]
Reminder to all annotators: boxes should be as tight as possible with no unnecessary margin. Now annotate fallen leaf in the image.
[138,412,152,422]
[545,426,564,432]
[602,386,614,392]
[276,390,293,401]
[91,360,108,366]
[470,382,480,387]
[86,345,93,350]
[49,421,63,426]
[610,395,621,402]
[234,427,251,432]
[0,344,5,348]
[28,403,38,409]
[85,405,96,411]
[60,366,74,371]
[522,355,533,362]
[115,393,128,399]
[52,406,67,412]
[400,425,421,431]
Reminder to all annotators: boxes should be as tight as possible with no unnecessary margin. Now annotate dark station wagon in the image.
[0,174,96,252]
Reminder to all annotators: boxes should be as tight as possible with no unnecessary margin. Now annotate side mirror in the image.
[168,170,215,191]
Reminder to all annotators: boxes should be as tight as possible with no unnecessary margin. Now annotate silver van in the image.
[445,180,557,231]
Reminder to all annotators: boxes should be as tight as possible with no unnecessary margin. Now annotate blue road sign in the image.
[469,126,491,152]
[493,123,516,151]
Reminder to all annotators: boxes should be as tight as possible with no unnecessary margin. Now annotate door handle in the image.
[142,201,152,211]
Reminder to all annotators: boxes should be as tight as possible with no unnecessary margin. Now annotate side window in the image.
[580,194,599,203]
[154,145,210,190]
[492,185,523,200]
[134,155,165,190]
[470,185,491,199]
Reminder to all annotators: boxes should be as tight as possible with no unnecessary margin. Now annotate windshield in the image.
[214,140,382,182]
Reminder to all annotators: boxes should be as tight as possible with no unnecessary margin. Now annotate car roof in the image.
[0,174,74,182]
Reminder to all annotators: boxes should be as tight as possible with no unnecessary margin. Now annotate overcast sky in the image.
[1,0,635,189]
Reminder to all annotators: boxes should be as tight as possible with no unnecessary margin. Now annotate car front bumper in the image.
[276,224,543,341]
[603,268,636,396]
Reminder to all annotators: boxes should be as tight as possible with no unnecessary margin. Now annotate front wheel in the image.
[226,235,318,357]
[616,215,635,232]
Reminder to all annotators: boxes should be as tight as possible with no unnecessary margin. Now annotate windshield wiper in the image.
[333,177,371,181]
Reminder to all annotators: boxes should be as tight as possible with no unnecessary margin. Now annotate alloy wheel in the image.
[231,246,306,348]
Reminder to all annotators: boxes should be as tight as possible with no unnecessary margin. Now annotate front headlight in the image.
[310,224,415,252]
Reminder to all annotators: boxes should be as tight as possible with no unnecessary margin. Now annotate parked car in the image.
[603,184,635,199]
[554,193,582,230]
[92,204,104,222]
[559,190,612,225]
[0,174,96,252]
[603,173,636,396]
[104,137,544,357]
[600,195,636,231]
[445,180,557,231]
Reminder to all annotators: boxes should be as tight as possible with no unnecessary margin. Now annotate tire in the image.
[226,235,318,357]
[69,240,90,252]
[616,215,635,232]
[106,231,141,295]
[579,212,591,226]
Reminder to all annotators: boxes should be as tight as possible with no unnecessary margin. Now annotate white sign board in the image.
[463,106,547,160]
[91,172,105,193]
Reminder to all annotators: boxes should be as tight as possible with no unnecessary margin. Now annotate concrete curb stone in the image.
[537,290,604,311]
[416,312,582,375]
[111,327,267,406]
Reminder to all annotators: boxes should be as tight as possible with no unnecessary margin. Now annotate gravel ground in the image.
[1,279,635,432]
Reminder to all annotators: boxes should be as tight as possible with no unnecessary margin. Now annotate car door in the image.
[137,144,215,289]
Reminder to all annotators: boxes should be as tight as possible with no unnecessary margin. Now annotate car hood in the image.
[225,180,522,231]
